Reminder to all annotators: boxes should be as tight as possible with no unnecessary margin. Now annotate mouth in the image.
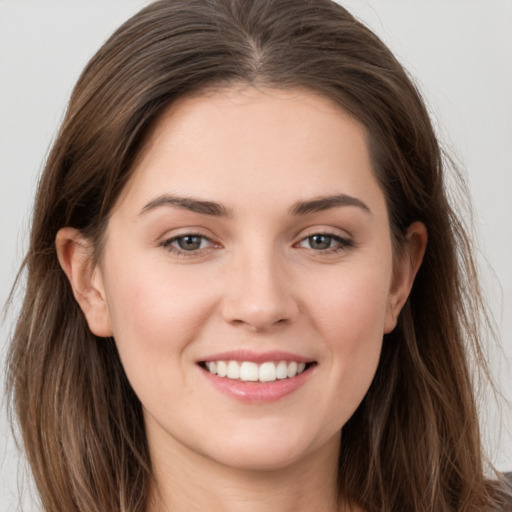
[198,360,316,383]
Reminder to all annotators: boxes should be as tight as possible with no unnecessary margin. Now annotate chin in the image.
[199,425,340,473]
[208,446,310,472]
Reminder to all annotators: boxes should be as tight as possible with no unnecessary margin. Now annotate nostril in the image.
[220,275,300,331]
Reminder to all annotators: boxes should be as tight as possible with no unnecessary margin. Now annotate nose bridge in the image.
[221,240,298,331]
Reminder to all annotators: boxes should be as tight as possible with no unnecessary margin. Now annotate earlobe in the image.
[55,227,113,337]
[384,221,427,333]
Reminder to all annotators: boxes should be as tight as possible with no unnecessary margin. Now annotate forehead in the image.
[115,86,385,215]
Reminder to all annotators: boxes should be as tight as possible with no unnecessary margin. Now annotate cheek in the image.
[307,263,391,344]
[100,258,222,418]
[102,255,217,366]
[303,265,390,417]
[328,288,386,382]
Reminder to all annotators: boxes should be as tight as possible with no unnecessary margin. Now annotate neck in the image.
[146,430,346,512]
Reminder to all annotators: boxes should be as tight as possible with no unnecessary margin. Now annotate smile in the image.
[204,360,307,382]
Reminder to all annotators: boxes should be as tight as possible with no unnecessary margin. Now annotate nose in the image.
[220,247,300,332]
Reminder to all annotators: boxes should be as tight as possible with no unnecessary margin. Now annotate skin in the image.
[57,87,426,512]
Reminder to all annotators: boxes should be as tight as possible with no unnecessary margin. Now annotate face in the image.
[72,87,418,473]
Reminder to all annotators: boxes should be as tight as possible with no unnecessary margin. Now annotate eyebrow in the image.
[140,194,232,217]
[289,194,371,216]
[140,192,370,217]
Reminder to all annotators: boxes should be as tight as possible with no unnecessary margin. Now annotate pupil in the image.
[178,236,201,250]
[310,235,331,250]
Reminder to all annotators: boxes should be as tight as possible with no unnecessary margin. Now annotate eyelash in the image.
[160,231,353,257]
[160,233,216,256]
[296,233,354,254]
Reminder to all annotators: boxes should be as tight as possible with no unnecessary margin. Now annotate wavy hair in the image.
[6,0,511,510]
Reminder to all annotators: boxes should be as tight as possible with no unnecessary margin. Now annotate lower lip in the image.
[200,365,314,404]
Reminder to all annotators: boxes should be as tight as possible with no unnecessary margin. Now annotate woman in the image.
[5,0,511,510]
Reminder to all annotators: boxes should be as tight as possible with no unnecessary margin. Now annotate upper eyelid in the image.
[160,234,219,258]
[295,226,352,241]
[159,228,215,243]
[296,233,351,247]
[163,233,214,245]
[294,229,355,252]
[157,226,353,246]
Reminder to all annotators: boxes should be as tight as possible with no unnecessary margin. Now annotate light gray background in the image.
[1,1,511,510]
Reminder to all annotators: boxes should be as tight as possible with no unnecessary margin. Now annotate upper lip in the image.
[199,349,314,364]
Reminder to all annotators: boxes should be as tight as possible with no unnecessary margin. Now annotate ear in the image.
[384,221,427,333]
[55,227,113,337]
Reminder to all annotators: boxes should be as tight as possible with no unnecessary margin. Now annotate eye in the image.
[161,234,214,254]
[297,233,352,252]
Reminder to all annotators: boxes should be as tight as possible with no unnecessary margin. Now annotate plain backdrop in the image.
[1,1,511,510]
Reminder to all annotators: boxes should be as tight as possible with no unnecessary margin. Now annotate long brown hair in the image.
[6,0,511,510]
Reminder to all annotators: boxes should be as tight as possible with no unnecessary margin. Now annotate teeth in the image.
[204,360,309,382]
[217,361,227,377]
[227,361,240,379]
[276,361,288,379]
[259,362,276,382]
[287,361,298,378]
[240,362,258,381]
